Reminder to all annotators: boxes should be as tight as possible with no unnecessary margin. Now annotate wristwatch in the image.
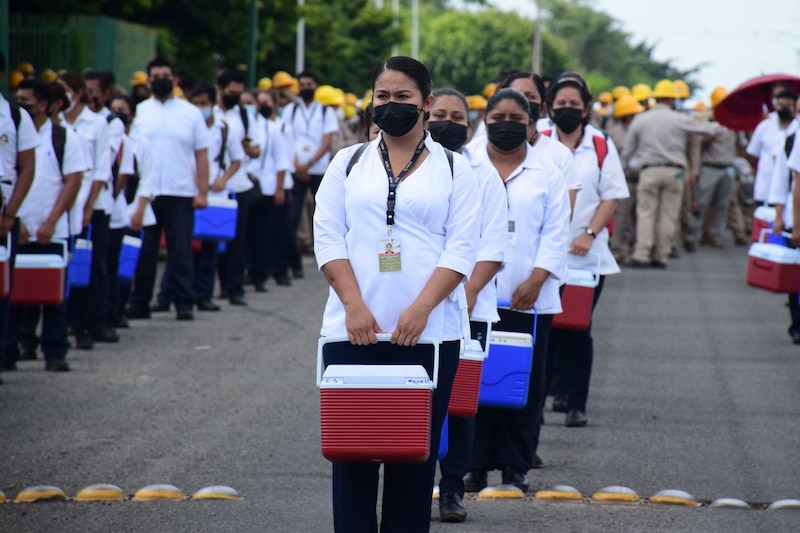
[585,228,597,239]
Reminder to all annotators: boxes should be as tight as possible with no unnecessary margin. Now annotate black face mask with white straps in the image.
[373,102,423,138]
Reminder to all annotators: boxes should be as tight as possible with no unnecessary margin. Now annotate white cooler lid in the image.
[748,243,800,264]
[320,364,433,389]
[461,339,486,361]
[489,331,533,347]
[15,254,67,268]
[122,235,142,248]
[754,206,776,222]
[565,268,598,288]
[207,196,238,208]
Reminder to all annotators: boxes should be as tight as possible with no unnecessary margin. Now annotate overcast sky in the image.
[485,0,800,102]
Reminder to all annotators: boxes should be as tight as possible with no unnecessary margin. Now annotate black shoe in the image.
[627,259,650,269]
[151,301,171,312]
[501,466,529,493]
[552,393,569,412]
[45,359,70,372]
[126,306,151,320]
[197,299,221,312]
[116,316,130,329]
[439,493,467,523]
[292,268,304,279]
[684,241,697,253]
[463,470,487,493]
[651,261,668,269]
[565,409,588,427]
[218,290,229,300]
[20,347,37,361]
[254,283,268,293]
[274,275,292,287]
[75,331,94,350]
[0,360,17,371]
[229,296,247,306]
[790,330,800,345]
[92,328,120,343]
[176,309,194,321]
[530,454,543,469]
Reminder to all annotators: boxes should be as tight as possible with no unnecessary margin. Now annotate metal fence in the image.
[10,13,157,90]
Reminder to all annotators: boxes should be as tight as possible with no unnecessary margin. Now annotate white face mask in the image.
[65,91,77,113]
[335,107,345,121]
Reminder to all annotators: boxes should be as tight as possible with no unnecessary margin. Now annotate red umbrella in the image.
[713,73,800,131]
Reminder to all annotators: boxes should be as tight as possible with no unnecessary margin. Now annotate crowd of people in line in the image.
[2,52,797,532]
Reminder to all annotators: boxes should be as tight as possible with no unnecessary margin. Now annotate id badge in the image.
[378,237,402,272]
[508,220,517,247]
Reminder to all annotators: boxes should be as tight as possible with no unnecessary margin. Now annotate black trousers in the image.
[247,194,274,285]
[323,339,460,533]
[216,187,257,299]
[471,310,553,472]
[130,196,195,312]
[269,193,291,279]
[106,226,126,328]
[0,219,20,365]
[288,175,322,272]
[69,210,111,334]
[547,276,606,412]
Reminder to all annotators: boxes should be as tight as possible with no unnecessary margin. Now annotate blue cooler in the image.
[194,195,238,241]
[67,227,93,288]
[479,331,534,408]
[437,414,448,460]
[118,234,143,280]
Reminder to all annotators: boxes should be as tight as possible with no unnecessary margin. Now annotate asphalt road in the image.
[1,241,800,533]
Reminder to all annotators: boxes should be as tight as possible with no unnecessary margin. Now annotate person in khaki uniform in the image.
[621,79,719,267]
[607,94,645,263]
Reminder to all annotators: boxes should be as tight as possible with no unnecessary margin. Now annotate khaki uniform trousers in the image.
[633,167,685,264]
[609,173,638,261]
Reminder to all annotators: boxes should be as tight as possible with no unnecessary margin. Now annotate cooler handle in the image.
[496,300,538,345]
[51,238,68,263]
[759,228,793,244]
[316,334,440,389]
[569,251,601,281]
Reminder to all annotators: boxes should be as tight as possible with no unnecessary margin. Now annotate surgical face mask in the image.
[65,91,76,112]
[772,98,778,109]
[18,102,34,117]
[428,120,469,152]
[259,104,273,119]
[777,107,794,122]
[468,110,479,122]
[299,88,315,102]
[335,107,346,121]
[199,106,213,120]
[151,78,173,99]
[552,107,583,134]
[528,101,541,120]
[245,104,257,117]
[373,102,422,138]
[487,121,528,151]
[221,93,240,110]
[674,99,684,111]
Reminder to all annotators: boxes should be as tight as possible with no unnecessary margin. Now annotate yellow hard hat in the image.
[334,88,346,107]
[9,70,24,89]
[40,68,58,82]
[631,83,652,102]
[272,71,293,89]
[466,95,487,111]
[361,89,373,111]
[611,86,630,101]
[17,62,35,76]
[257,77,273,90]
[598,92,613,104]
[674,80,690,99]
[315,85,340,106]
[614,94,646,118]
[345,104,357,119]
[173,85,185,100]
[290,77,299,96]
[345,92,358,107]
[482,83,497,100]
[693,101,707,111]
[652,79,678,99]
[130,71,148,86]
[710,86,727,108]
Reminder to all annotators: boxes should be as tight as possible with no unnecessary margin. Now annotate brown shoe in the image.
[734,234,750,246]
[708,238,724,248]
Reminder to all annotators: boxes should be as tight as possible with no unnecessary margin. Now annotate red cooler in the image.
[552,269,597,330]
[318,336,439,464]
[751,206,776,243]
[747,241,800,293]
[0,237,10,298]
[448,339,485,417]
[11,240,68,305]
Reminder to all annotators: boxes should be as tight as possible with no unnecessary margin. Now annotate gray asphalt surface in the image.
[1,240,800,533]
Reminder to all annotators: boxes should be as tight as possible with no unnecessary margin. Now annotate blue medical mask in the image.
[199,106,213,120]
[468,110,479,122]
[245,104,257,117]
[674,100,684,111]
[772,98,778,109]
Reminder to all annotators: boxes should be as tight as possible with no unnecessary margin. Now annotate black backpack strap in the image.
[345,143,370,176]
[787,133,796,190]
[10,103,21,132]
[444,148,454,177]
[238,105,249,137]
[216,122,229,171]
[51,124,67,178]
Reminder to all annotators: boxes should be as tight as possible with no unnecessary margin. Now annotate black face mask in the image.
[373,102,422,138]
[428,120,468,152]
[487,121,529,151]
[259,104,273,119]
[221,94,241,110]
[552,107,584,134]
[18,103,34,117]
[115,113,130,128]
[299,89,315,102]
[151,78,173,99]
[777,107,794,122]
[528,101,541,120]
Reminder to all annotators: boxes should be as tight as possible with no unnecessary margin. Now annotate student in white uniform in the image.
[466,88,570,494]
[127,57,211,322]
[0,51,38,376]
[8,79,87,372]
[285,70,339,278]
[58,72,115,349]
[428,88,507,524]
[314,56,480,533]
[247,89,292,290]
[542,77,629,428]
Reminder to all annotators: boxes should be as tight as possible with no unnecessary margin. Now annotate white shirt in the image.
[547,128,629,275]
[19,120,89,240]
[481,142,570,315]
[782,134,800,228]
[460,146,508,323]
[249,118,292,196]
[61,106,112,214]
[216,106,258,193]
[206,113,247,190]
[109,133,137,229]
[124,135,157,227]
[0,94,39,204]
[275,117,296,188]
[314,132,481,342]
[131,97,210,197]
[284,101,339,175]
[748,113,799,202]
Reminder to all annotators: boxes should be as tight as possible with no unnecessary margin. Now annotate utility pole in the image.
[247,0,258,87]
[532,0,542,74]
[411,0,419,59]
[296,0,305,73]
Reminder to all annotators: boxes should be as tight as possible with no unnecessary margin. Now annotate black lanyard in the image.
[379,136,426,228]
